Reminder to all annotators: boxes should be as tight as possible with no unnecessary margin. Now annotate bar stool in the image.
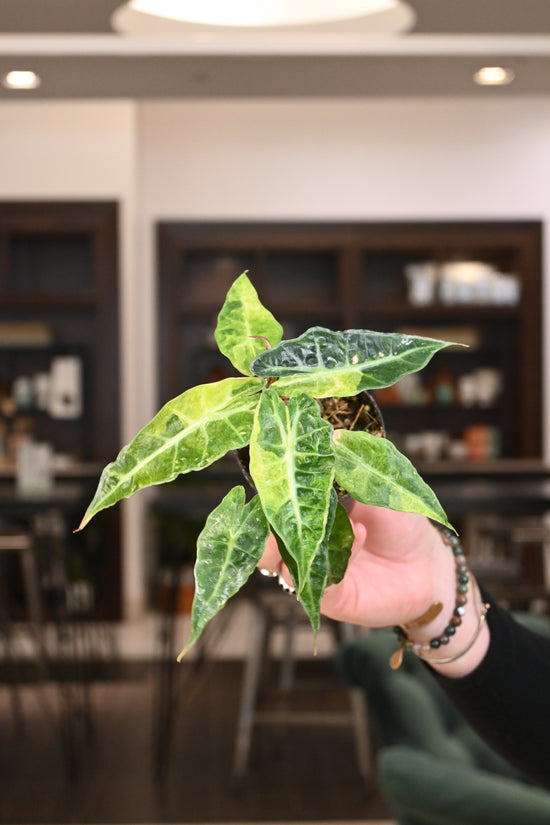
[232,588,372,788]
[0,527,47,728]
[0,528,45,647]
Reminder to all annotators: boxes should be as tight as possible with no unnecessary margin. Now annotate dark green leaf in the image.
[326,499,354,587]
[251,327,457,397]
[215,272,284,375]
[333,430,454,531]
[178,488,269,659]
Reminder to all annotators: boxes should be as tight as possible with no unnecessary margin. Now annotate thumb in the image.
[349,519,367,556]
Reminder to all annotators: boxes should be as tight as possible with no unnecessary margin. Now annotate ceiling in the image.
[1,0,550,99]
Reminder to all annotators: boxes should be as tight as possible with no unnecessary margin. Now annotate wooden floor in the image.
[0,659,393,824]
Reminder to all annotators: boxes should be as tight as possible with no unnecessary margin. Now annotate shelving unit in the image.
[157,220,542,463]
[0,201,121,619]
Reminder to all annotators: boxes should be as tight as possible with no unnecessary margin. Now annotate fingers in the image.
[258,532,283,577]
[257,533,295,593]
[258,518,368,597]
[348,519,367,554]
[320,519,369,623]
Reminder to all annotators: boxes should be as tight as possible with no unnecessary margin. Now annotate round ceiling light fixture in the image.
[473,66,516,86]
[112,0,414,33]
[2,70,41,90]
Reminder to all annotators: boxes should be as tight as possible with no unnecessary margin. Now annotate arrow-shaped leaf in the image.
[251,327,457,398]
[249,388,335,597]
[178,487,269,659]
[295,489,356,638]
[273,490,351,640]
[78,377,263,529]
[333,429,454,531]
[215,272,284,375]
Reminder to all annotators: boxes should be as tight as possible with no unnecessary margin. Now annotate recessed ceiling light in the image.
[121,0,404,27]
[473,66,516,87]
[2,70,41,90]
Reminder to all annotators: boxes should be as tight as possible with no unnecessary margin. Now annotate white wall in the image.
[140,95,550,446]
[0,100,146,618]
[2,96,550,617]
[139,97,550,220]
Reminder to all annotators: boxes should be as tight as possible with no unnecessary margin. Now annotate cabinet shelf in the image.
[360,303,521,322]
[158,220,542,462]
[379,403,500,413]
[0,295,98,311]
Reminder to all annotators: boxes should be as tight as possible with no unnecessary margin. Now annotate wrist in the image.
[391,527,491,677]
[420,576,490,677]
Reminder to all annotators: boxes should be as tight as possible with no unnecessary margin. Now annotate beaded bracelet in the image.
[390,528,475,670]
[420,586,490,665]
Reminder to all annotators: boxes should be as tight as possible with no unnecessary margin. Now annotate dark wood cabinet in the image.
[0,201,121,619]
[157,220,543,463]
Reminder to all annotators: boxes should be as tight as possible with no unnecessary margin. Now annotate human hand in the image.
[258,500,456,630]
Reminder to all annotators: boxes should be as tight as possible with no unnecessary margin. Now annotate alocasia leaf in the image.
[292,488,335,638]
[333,429,454,531]
[326,499,355,587]
[215,271,284,376]
[295,490,356,637]
[248,388,335,599]
[251,327,457,397]
[77,376,263,530]
[275,492,354,639]
[295,535,329,639]
[177,487,269,659]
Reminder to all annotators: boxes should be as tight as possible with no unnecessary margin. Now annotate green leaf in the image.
[249,388,335,598]
[78,377,263,529]
[333,430,454,531]
[290,493,355,639]
[295,537,329,639]
[251,327,457,397]
[178,487,269,659]
[215,272,284,375]
[326,500,354,587]
[273,531,299,588]
[274,490,348,639]
[293,488,335,638]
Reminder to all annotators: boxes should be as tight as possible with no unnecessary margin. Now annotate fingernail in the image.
[278,574,295,594]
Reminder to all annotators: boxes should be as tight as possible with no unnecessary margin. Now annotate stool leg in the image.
[349,688,372,785]
[0,611,25,734]
[20,545,44,632]
[232,600,269,786]
[279,602,297,692]
[340,623,372,786]
[20,543,49,678]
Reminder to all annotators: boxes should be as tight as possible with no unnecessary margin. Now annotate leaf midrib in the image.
[106,389,259,501]
[275,345,435,380]
[282,404,302,541]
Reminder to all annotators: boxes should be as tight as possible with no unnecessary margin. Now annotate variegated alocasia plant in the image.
[77,272,458,658]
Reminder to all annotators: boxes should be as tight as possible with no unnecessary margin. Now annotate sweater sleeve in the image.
[432,586,550,790]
